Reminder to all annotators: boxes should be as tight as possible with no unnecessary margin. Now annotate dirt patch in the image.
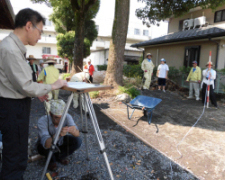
[92,89,225,180]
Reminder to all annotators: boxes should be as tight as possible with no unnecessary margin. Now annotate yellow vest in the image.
[37,65,59,84]
[186,66,201,81]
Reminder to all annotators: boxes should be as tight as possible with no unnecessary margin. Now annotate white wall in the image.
[26,44,57,59]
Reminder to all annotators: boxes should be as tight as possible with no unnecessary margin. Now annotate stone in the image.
[115,93,131,103]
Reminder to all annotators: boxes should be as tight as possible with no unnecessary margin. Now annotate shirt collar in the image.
[9,32,27,55]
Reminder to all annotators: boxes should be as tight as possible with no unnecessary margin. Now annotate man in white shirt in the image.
[157,58,169,92]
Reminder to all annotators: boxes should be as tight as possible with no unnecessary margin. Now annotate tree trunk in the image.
[104,0,130,87]
[73,13,85,74]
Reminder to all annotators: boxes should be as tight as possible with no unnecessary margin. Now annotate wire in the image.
[169,84,208,180]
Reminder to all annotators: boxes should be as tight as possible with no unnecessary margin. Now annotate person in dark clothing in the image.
[0,8,67,180]
[27,55,38,82]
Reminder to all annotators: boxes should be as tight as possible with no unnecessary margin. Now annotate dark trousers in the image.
[37,135,82,163]
[0,97,31,180]
[202,83,217,107]
[89,75,93,83]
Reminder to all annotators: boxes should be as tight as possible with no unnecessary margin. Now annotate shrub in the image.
[125,87,140,99]
[89,91,99,99]
[168,66,180,80]
[123,64,143,78]
[62,73,71,80]
[97,65,107,71]
[117,86,140,99]
[179,66,192,75]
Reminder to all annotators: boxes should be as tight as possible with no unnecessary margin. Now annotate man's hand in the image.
[144,70,147,72]
[38,94,48,102]
[51,79,67,90]
[60,126,69,137]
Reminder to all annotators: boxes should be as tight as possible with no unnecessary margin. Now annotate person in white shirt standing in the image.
[201,62,218,108]
[157,58,169,92]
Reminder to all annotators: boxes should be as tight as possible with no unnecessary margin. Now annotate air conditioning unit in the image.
[194,16,206,28]
[183,19,194,30]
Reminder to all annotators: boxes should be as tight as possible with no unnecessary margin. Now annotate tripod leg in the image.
[84,93,114,180]
[79,94,89,160]
[41,93,74,180]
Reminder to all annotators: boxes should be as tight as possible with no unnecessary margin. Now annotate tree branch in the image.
[70,0,81,12]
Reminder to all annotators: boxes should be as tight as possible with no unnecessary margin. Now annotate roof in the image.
[0,0,15,29]
[131,26,225,48]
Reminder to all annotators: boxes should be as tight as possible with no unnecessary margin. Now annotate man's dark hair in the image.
[15,8,45,28]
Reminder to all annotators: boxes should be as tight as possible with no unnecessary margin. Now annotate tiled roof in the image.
[131,26,225,47]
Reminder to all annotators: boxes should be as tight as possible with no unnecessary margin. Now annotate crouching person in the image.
[37,99,82,171]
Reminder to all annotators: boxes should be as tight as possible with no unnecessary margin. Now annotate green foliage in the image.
[97,65,108,71]
[117,86,140,99]
[89,91,99,99]
[136,0,225,26]
[168,66,180,80]
[179,66,192,74]
[123,64,143,78]
[125,87,140,99]
[216,68,225,74]
[62,73,71,80]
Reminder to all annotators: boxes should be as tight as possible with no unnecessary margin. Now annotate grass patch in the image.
[89,91,99,99]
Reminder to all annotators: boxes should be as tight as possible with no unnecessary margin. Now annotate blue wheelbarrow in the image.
[123,95,162,124]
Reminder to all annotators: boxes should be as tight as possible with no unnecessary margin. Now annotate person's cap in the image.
[39,60,44,64]
[87,59,91,63]
[206,62,213,66]
[27,55,36,60]
[44,57,56,64]
[50,99,66,116]
[192,61,197,64]
[160,58,166,62]
[146,53,152,57]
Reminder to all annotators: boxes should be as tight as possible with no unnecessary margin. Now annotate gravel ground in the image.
[22,90,198,180]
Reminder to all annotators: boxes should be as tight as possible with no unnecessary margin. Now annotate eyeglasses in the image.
[32,24,44,35]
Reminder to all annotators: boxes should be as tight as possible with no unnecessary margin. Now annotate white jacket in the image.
[141,59,155,72]
[201,68,216,89]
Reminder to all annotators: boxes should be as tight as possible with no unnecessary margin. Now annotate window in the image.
[42,47,51,54]
[134,28,140,35]
[214,10,225,22]
[45,19,52,26]
[143,30,149,36]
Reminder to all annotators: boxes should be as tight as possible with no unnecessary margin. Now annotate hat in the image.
[192,61,197,64]
[39,60,44,64]
[160,58,166,62]
[87,59,91,63]
[146,53,152,57]
[44,57,56,64]
[50,99,65,116]
[206,62,213,66]
[27,55,36,60]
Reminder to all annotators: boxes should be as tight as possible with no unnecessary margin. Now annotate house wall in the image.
[144,40,219,69]
[168,5,225,33]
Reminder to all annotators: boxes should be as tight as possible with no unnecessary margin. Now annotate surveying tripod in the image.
[40,83,114,180]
